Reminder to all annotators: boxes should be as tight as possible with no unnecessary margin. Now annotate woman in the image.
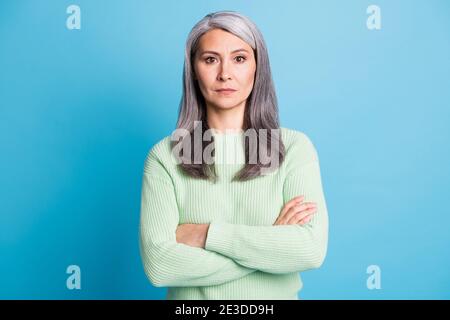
[139,10,329,300]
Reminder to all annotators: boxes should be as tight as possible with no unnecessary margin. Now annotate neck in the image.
[206,101,245,133]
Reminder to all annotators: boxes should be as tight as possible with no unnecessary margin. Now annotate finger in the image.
[278,203,310,225]
[288,210,315,225]
[297,215,312,225]
[279,202,317,225]
[278,196,304,219]
[274,197,304,224]
[287,207,317,225]
[285,205,317,225]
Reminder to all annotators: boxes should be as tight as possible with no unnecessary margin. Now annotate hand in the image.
[176,223,210,248]
[273,195,317,226]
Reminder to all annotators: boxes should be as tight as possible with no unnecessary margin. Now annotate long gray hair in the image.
[172,10,285,182]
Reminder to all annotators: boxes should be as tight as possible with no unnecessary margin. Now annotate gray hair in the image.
[172,10,285,182]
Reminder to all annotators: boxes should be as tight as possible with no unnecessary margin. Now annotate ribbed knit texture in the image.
[139,127,329,300]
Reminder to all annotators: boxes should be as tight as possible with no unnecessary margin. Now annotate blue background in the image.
[1,0,449,299]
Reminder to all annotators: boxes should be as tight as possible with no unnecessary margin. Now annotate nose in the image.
[218,73,231,81]
[217,61,231,81]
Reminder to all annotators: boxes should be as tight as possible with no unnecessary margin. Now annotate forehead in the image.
[197,28,252,53]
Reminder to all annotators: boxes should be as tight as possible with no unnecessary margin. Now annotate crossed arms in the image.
[139,153,329,287]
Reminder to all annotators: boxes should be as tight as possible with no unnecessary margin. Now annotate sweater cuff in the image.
[205,221,235,256]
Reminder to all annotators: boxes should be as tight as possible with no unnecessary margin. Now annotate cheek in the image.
[197,68,217,89]
[239,67,256,90]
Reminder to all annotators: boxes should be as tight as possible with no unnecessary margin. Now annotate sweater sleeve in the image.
[204,134,329,274]
[139,148,256,287]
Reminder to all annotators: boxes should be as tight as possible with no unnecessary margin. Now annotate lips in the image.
[215,89,236,96]
[215,88,237,92]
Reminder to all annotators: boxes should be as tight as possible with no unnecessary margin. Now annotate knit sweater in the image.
[139,127,329,300]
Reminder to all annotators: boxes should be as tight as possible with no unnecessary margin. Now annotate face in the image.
[193,28,257,111]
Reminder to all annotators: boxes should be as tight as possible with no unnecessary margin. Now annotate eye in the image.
[205,56,216,64]
[235,55,247,63]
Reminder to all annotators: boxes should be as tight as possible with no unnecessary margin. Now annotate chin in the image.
[210,100,241,110]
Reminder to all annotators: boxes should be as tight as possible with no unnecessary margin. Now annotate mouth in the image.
[215,89,237,95]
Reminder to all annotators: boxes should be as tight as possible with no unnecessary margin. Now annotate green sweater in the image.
[139,127,329,300]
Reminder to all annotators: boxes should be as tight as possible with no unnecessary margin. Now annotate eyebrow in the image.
[199,49,250,56]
